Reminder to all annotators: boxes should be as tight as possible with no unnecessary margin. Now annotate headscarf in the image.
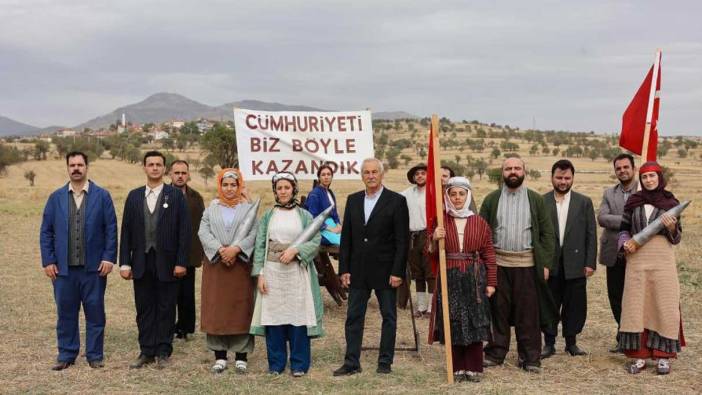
[272,171,299,209]
[216,168,244,207]
[444,176,474,218]
[624,161,678,211]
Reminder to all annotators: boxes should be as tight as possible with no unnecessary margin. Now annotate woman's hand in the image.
[661,213,678,233]
[220,245,241,266]
[257,275,268,294]
[329,224,342,234]
[623,239,639,254]
[279,247,299,264]
[433,226,445,241]
[485,286,495,298]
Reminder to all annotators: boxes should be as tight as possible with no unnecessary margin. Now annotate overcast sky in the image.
[1,0,700,135]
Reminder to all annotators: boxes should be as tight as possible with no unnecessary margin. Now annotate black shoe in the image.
[129,355,155,369]
[522,364,542,374]
[51,361,74,371]
[376,363,392,374]
[333,365,362,376]
[566,344,587,356]
[541,344,556,359]
[482,358,502,367]
[156,355,171,369]
[88,360,104,369]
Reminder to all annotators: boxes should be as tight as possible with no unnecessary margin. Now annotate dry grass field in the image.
[1,140,701,394]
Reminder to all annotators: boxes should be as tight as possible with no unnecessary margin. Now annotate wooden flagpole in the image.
[641,49,661,162]
[431,114,454,383]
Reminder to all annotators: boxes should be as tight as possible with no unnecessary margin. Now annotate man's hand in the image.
[543,268,550,281]
[389,275,403,288]
[486,286,496,298]
[98,261,113,277]
[340,273,351,288]
[120,268,133,280]
[173,265,187,278]
[44,264,58,281]
[279,247,299,264]
[257,275,268,294]
[584,267,595,277]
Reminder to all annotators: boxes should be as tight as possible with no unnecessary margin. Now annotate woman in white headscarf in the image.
[427,177,497,382]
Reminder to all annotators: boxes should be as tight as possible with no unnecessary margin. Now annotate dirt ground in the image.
[0,153,700,394]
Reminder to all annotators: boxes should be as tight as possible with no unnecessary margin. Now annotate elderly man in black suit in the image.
[541,159,597,358]
[119,151,191,369]
[333,158,409,376]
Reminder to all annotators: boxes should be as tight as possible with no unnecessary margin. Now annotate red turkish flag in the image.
[620,59,661,160]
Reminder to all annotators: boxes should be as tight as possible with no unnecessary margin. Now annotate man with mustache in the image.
[541,160,596,359]
[40,151,117,370]
[479,156,556,373]
[597,153,638,353]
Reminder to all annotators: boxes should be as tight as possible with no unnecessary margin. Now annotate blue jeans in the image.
[265,325,311,373]
[53,266,107,362]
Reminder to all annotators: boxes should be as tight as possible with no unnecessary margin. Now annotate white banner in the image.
[234,109,374,180]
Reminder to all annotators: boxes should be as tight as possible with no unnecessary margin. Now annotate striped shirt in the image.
[494,185,532,251]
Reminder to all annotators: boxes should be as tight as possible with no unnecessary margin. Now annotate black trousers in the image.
[134,249,178,357]
[175,266,196,334]
[484,266,541,366]
[606,261,626,329]
[344,287,397,368]
[543,260,587,346]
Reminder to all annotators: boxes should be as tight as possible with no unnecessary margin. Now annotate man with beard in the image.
[120,151,191,369]
[400,163,432,316]
[479,156,556,373]
[597,153,638,353]
[169,160,205,341]
[40,151,117,370]
[541,160,596,359]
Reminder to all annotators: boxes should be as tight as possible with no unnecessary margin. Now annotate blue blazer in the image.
[40,181,118,276]
[119,184,191,282]
[304,185,341,227]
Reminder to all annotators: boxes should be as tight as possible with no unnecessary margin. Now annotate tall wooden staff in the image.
[431,114,453,383]
[641,49,662,162]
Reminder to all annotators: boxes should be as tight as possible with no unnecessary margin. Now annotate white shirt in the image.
[68,181,89,208]
[326,190,335,208]
[402,185,426,232]
[364,186,384,224]
[644,204,654,223]
[145,183,164,214]
[555,190,571,246]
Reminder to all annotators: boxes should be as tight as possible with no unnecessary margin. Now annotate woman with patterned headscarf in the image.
[249,171,324,377]
[198,168,257,374]
[618,161,684,375]
[427,177,497,383]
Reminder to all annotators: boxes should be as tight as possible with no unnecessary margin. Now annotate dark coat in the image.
[303,185,341,225]
[119,184,191,282]
[339,187,409,290]
[542,190,597,280]
[183,185,205,268]
[40,180,118,276]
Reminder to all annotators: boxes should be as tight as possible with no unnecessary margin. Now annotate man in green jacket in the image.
[480,157,557,373]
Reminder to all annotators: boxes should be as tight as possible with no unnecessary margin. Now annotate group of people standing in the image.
[40,149,685,381]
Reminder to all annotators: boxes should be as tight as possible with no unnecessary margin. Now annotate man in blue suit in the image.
[119,151,191,369]
[40,151,118,370]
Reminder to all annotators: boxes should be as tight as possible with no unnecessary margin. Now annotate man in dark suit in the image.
[597,153,638,353]
[541,159,597,358]
[40,151,117,370]
[119,151,191,369]
[169,160,205,341]
[333,158,409,376]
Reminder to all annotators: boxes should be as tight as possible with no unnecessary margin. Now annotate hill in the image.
[0,115,40,137]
